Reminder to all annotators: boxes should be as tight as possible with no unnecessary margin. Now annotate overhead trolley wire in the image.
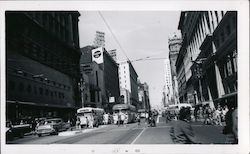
[98,11,130,62]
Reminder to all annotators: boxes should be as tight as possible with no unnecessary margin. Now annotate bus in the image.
[165,103,194,119]
[112,104,136,124]
[168,103,193,111]
[77,107,104,128]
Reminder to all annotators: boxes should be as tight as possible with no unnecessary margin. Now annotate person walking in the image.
[223,104,237,144]
[117,112,121,127]
[136,114,141,126]
[121,112,125,126]
[85,117,89,128]
[170,107,198,144]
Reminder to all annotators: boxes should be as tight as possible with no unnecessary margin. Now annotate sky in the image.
[78,11,181,108]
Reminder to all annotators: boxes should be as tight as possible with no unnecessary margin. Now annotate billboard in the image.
[92,47,103,64]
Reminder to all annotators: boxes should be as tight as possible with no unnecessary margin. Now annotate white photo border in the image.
[0,1,249,154]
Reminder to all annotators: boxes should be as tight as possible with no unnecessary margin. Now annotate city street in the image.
[8,116,227,144]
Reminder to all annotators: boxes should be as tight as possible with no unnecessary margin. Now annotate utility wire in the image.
[98,11,130,62]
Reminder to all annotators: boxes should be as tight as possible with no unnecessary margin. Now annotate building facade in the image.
[177,11,237,108]
[80,62,104,108]
[168,33,182,104]
[80,46,120,113]
[118,61,139,109]
[93,31,105,48]
[107,49,117,62]
[138,82,151,112]
[163,59,173,105]
[6,11,81,121]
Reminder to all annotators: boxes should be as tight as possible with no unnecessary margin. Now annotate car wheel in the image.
[38,134,42,137]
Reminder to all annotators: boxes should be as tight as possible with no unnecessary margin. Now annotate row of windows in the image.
[26,12,78,46]
[8,80,66,99]
[220,50,237,78]
[214,15,236,48]
[10,68,71,91]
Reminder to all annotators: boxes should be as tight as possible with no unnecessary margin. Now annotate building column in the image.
[212,42,225,98]
[68,14,74,45]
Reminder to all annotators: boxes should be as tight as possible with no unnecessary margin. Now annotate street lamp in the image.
[79,77,85,108]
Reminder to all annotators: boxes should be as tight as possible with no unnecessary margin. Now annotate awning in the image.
[214,91,237,102]
[6,100,78,109]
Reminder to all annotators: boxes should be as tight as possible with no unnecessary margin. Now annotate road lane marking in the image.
[131,127,146,144]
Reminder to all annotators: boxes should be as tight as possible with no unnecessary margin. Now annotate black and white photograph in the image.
[0,1,249,154]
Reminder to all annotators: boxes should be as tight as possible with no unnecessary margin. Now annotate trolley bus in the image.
[112,104,136,124]
[77,107,104,128]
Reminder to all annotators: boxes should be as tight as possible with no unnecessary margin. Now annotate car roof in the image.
[46,118,62,121]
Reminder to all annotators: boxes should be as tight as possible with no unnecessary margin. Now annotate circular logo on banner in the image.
[93,50,101,58]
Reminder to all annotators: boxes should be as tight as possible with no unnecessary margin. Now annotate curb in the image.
[58,125,108,136]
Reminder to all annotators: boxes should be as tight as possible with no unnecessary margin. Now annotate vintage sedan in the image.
[6,121,32,141]
[36,118,70,137]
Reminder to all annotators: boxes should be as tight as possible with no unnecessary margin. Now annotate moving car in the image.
[36,118,70,137]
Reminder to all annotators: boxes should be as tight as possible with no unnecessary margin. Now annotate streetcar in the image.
[77,107,104,128]
[112,104,136,124]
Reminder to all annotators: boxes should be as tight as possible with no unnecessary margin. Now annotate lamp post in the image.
[79,77,85,108]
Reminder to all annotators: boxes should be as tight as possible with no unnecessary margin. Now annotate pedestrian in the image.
[88,116,94,128]
[165,111,171,123]
[85,117,89,128]
[76,117,80,129]
[197,107,203,122]
[121,112,125,126]
[117,112,121,127]
[232,108,238,143]
[223,104,237,144]
[124,113,128,127]
[170,107,198,144]
[137,114,141,126]
[145,112,149,124]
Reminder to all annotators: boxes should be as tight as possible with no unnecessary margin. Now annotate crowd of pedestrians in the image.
[195,105,229,126]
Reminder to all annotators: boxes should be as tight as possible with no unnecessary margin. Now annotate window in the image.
[51,91,54,97]
[232,50,237,73]
[27,85,32,93]
[220,32,225,43]
[85,94,88,101]
[9,81,16,90]
[226,24,231,36]
[18,83,24,92]
[39,87,43,95]
[45,89,49,96]
[226,57,233,76]
[34,86,37,95]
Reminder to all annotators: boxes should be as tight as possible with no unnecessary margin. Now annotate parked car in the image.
[6,120,32,141]
[36,118,70,137]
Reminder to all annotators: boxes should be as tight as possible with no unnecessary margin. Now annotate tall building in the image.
[164,59,173,105]
[107,49,117,62]
[177,11,237,108]
[80,62,104,108]
[6,11,81,121]
[80,46,120,112]
[168,33,182,104]
[118,61,139,109]
[138,81,151,112]
[93,31,105,48]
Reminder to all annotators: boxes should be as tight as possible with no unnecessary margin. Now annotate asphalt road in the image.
[7,116,227,144]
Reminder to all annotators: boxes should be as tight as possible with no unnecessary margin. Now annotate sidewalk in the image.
[191,121,227,144]
[58,125,108,136]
